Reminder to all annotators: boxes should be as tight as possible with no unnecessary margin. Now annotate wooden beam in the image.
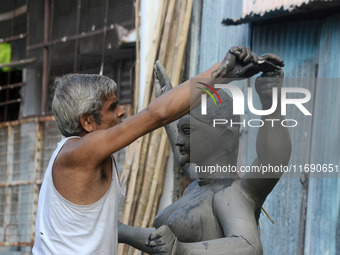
[0,5,27,22]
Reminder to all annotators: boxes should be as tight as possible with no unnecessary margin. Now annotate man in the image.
[32,47,283,254]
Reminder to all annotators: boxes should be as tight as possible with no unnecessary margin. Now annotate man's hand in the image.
[146,225,179,255]
[154,60,173,98]
[212,46,284,79]
[255,69,284,109]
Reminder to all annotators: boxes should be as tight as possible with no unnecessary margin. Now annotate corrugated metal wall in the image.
[242,0,337,18]
[252,13,340,255]
[200,1,340,254]
[199,0,250,73]
[251,18,322,255]
[305,13,340,255]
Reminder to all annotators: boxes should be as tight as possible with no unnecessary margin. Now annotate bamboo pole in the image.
[141,1,168,109]
[121,2,168,254]
[171,0,193,85]
[119,131,140,190]
[122,0,167,227]
[133,129,161,227]
[122,1,194,254]
[149,141,170,226]
[132,132,169,255]
[127,134,149,228]
[120,137,146,255]
[158,0,176,65]
[142,0,194,229]
[134,0,140,115]
[136,0,193,230]
[164,0,179,72]
[121,137,144,224]
[128,0,169,232]
[132,0,176,229]
[141,130,168,227]
[132,0,181,231]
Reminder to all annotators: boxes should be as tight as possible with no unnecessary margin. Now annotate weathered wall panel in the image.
[251,19,322,255]
[199,0,251,172]
[200,2,340,253]
[305,13,340,255]
[242,0,339,17]
[200,1,310,255]
[247,13,340,255]
[0,121,62,248]
[199,0,251,73]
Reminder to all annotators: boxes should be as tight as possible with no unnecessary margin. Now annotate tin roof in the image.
[222,0,340,25]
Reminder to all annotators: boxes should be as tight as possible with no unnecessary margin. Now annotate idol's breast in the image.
[155,180,232,242]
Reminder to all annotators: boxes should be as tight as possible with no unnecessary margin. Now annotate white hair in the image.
[52,74,117,137]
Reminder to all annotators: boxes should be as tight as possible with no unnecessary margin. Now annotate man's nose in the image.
[117,105,126,117]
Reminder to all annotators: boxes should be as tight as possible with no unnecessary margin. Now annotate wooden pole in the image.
[122,1,194,254]
[141,1,168,109]
[133,130,161,227]
[133,0,140,114]
[149,141,170,226]
[141,130,168,227]
[158,0,176,64]
[171,0,193,85]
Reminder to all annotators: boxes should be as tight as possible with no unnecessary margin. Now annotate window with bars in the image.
[0,0,136,122]
[0,119,63,248]
[0,0,28,123]
[26,0,136,116]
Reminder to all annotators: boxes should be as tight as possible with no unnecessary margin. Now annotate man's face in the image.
[95,93,125,130]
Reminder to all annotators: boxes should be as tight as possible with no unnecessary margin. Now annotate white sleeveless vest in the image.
[32,137,124,255]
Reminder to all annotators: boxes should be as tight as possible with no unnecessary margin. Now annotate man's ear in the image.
[80,114,95,133]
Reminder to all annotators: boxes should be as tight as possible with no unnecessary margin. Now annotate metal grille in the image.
[0,118,62,251]
[6,185,34,244]
[27,0,136,116]
[1,0,135,121]
[0,117,127,252]
[0,0,28,122]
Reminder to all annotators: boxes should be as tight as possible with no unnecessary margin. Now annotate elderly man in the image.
[32,47,283,255]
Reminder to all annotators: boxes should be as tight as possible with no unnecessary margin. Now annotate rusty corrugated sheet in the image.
[223,0,340,25]
[242,0,335,17]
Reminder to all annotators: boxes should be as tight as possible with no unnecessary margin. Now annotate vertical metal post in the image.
[41,0,51,115]
[19,0,30,120]
[297,64,319,255]
[117,61,122,100]
[3,126,13,242]
[73,0,81,73]
[31,120,42,245]
[99,0,110,75]
[3,3,16,121]
[26,0,30,52]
